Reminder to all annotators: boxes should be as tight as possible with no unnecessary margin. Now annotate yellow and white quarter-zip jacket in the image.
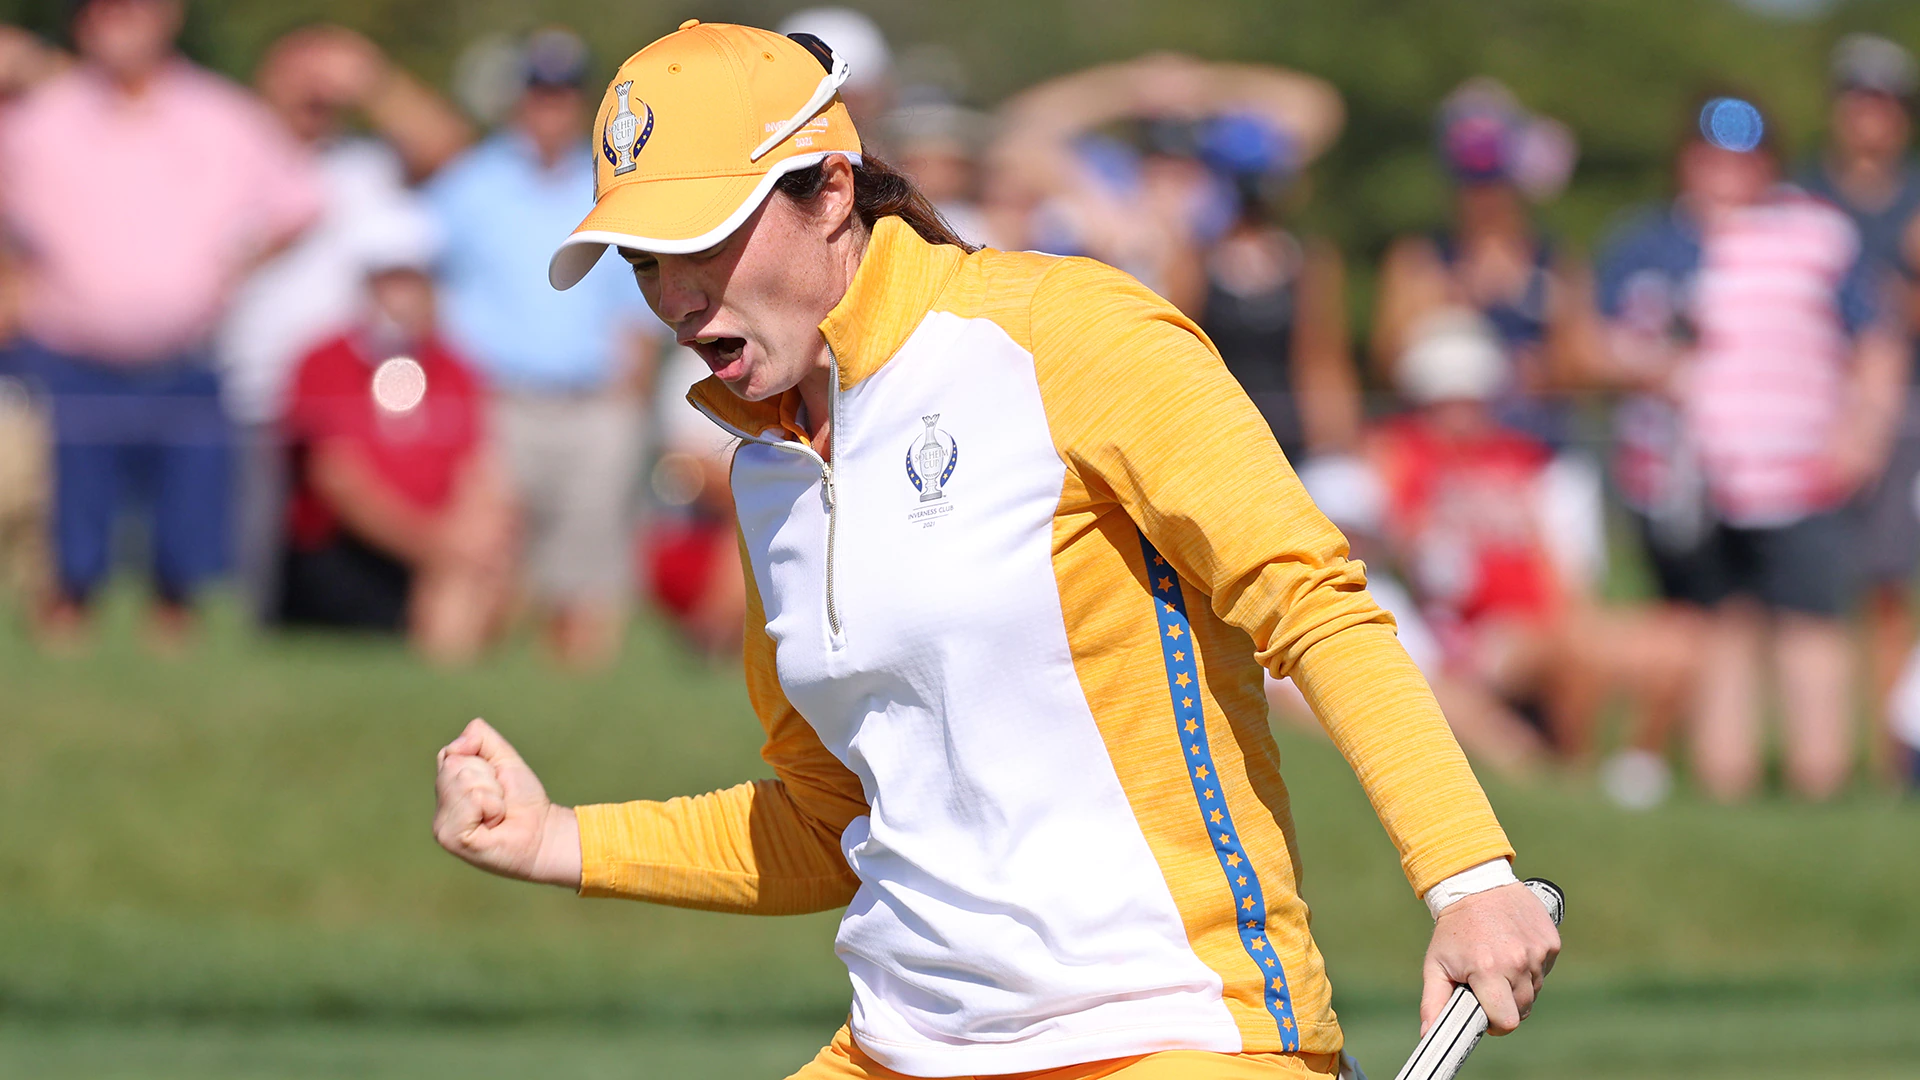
[576,217,1514,1077]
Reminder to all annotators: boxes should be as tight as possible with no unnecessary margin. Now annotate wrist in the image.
[530,804,583,889]
[1424,857,1518,919]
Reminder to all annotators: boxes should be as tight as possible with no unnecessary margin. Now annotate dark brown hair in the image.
[774,154,979,252]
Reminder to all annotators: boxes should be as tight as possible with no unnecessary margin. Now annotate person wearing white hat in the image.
[777,7,893,137]
[1371,311,1695,769]
[274,203,512,663]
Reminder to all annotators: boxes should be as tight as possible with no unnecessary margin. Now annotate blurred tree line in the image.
[6,0,1920,276]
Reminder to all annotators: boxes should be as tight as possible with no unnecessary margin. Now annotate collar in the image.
[77,56,190,108]
[688,215,968,441]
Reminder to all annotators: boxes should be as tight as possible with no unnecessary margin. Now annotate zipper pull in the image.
[820,462,835,509]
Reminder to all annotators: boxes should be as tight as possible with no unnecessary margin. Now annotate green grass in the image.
[3,590,1918,1078]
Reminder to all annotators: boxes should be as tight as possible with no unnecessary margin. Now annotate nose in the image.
[654,258,708,328]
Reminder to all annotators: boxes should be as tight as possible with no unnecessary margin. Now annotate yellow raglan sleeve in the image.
[1029,258,1513,897]
[573,536,867,915]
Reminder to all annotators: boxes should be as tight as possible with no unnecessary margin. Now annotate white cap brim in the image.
[547,151,862,290]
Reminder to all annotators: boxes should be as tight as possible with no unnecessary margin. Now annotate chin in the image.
[728,370,782,403]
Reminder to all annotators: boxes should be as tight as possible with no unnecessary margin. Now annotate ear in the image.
[814,154,859,238]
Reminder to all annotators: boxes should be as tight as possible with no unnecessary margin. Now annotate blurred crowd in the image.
[1,0,1918,803]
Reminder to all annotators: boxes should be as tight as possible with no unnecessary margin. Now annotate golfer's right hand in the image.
[433,718,581,887]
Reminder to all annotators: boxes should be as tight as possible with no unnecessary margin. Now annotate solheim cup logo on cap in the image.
[904,415,959,526]
[603,81,653,176]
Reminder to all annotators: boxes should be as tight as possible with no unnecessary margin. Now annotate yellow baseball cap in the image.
[547,20,863,290]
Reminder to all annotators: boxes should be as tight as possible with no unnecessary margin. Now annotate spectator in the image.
[1668,94,1904,801]
[0,0,319,650]
[1368,311,1693,763]
[427,28,655,669]
[1796,34,1920,782]
[1590,117,1731,806]
[1372,79,1597,449]
[277,210,511,664]
[888,100,992,247]
[1195,112,1361,459]
[993,54,1344,319]
[777,8,893,144]
[221,25,472,622]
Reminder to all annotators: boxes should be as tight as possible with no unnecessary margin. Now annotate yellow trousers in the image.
[787,1026,1343,1080]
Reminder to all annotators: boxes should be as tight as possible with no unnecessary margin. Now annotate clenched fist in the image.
[432,718,581,887]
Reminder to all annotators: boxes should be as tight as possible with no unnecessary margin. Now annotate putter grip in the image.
[1388,878,1564,1080]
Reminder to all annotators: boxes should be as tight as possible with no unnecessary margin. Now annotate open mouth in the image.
[688,336,748,379]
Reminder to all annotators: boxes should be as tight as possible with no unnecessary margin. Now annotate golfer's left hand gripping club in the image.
[1389,878,1565,1080]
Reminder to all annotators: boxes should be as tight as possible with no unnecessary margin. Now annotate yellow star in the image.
[1242,896,1256,911]
[1166,624,1183,639]
[1157,576,1174,592]
[1225,853,1242,867]
[1164,602,1176,613]
[1281,1017,1294,1030]
[1203,788,1216,800]
[1218,832,1231,844]
[1245,920,1258,929]
[1190,744,1201,756]
[1182,697,1193,708]
[1209,808,1224,824]
[1172,650,1185,661]
[1237,875,1249,887]
[1251,936,1266,951]
[1152,555,1164,566]
[1174,672,1191,687]
[1194,764,1209,780]
[1264,957,1275,967]
[1272,978,1285,991]
[1184,717,1198,733]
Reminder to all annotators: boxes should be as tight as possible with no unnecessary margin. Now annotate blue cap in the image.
[523,27,589,90]
[1699,97,1766,153]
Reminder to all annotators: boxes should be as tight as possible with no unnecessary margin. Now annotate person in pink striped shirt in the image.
[1661,94,1904,800]
[0,0,320,648]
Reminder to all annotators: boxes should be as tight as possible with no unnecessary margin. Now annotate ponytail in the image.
[774,154,979,252]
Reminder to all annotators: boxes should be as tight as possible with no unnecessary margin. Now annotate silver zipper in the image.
[822,348,842,639]
[690,349,843,641]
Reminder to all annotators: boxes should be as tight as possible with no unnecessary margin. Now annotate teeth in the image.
[693,336,719,345]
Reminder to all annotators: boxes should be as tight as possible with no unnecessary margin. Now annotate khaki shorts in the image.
[494,392,644,604]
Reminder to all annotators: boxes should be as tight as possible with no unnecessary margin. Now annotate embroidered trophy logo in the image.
[603,81,653,177]
[905,414,958,504]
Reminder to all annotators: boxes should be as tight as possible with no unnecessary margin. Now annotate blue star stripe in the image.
[1137,531,1300,1050]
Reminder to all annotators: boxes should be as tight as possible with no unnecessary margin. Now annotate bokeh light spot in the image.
[372,357,428,414]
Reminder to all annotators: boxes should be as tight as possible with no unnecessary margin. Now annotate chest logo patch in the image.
[904,414,959,503]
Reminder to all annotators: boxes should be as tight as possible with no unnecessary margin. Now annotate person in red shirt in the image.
[1370,310,1695,762]
[277,215,513,664]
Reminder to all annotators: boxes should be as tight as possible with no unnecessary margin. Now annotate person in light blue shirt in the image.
[426,28,656,668]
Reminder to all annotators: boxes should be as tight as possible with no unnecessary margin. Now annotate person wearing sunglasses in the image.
[431,22,1556,1080]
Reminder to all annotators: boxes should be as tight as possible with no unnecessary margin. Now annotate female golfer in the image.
[433,21,1557,1080]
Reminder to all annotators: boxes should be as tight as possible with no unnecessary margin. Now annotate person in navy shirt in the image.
[1796,35,1920,781]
